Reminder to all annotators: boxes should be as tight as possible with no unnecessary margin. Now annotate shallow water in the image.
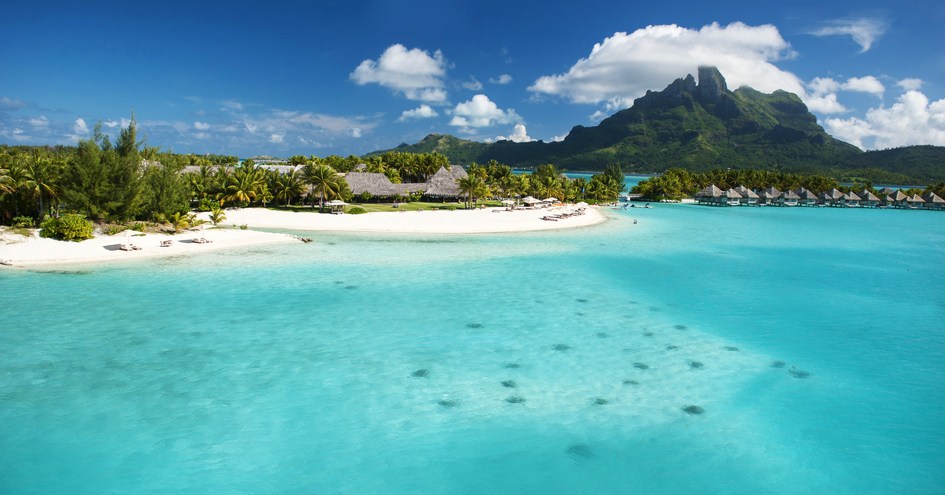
[2,204,944,494]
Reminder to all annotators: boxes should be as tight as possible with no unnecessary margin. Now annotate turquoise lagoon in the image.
[1,204,944,494]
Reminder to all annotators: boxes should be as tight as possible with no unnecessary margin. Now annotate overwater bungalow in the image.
[921,192,945,210]
[906,194,925,209]
[884,190,908,208]
[694,185,725,206]
[723,188,743,206]
[841,191,861,207]
[857,189,881,208]
[796,188,819,206]
[733,185,758,205]
[757,186,781,206]
[819,188,844,207]
[780,189,800,206]
[877,187,897,197]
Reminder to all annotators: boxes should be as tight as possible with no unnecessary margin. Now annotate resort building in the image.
[758,187,780,205]
[694,184,725,205]
[885,190,908,208]
[343,165,468,200]
[780,189,800,206]
[733,185,758,205]
[857,189,881,208]
[819,188,844,207]
[921,192,945,210]
[796,188,819,206]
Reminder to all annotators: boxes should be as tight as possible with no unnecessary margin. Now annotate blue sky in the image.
[2,0,944,158]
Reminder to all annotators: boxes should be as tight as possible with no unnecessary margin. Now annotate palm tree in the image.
[272,169,305,206]
[209,207,226,226]
[22,155,61,218]
[457,173,489,209]
[225,163,265,206]
[303,163,341,210]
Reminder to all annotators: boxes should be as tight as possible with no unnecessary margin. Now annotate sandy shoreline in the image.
[0,206,606,267]
[206,205,606,234]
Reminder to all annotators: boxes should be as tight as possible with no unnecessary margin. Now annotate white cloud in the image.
[269,133,284,144]
[491,123,534,143]
[11,128,30,141]
[194,132,210,140]
[29,115,49,128]
[462,78,483,91]
[398,104,438,121]
[350,44,448,102]
[221,100,244,111]
[551,134,567,142]
[449,94,521,128]
[103,120,119,128]
[842,76,884,95]
[194,121,211,130]
[0,96,28,111]
[490,74,513,85]
[73,118,89,135]
[809,17,887,53]
[897,78,923,92]
[805,77,847,114]
[347,127,363,138]
[824,90,945,149]
[529,22,804,109]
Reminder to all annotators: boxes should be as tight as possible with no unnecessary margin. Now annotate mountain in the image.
[377,67,945,182]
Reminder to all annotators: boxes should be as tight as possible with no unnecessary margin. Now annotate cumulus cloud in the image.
[73,118,89,135]
[529,22,804,109]
[805,77,847,114]
[398,104,438,121]
[842,76,884,95]
[269,133,284,144]
[449,94,521,129]
[194,121,211,130]
[462,78,483,91]
[490,74,513,85]
[491,123,535,143]
[897,78,923,91]
[103,120,120,128]
[824,91,945,149]
[350,44,448,102]
[809,17,887,53]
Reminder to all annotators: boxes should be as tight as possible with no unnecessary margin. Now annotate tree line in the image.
[631,168,945,200]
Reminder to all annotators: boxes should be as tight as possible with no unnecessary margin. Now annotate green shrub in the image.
[239,224,248,230]
[102,224,126,236]
[40,214,95,242]
[12,216,35,228]
[131,222,147,232]
[347,206,367,214]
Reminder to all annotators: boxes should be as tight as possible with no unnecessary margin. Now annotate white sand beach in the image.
[205,205,606,234]
[0,206,606,267]
[0,228,298,268]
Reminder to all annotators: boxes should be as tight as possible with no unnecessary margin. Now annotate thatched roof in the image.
[424,165,467,197]
[782,189,800,200]
[889,190,908,201]
[763,186,782,198]
[345,172,397,196]
[796,188,818,200]
[820,188,843,201]
[907,193,926,203]
[733,185,758,198]
[878,187,896,196]
[723,188,742,199]
[695,184,724,198]
[858,190,881,202]
[922,192,945,204]
[844,191,862,201]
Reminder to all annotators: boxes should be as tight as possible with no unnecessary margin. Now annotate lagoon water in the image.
[2,203,944,494]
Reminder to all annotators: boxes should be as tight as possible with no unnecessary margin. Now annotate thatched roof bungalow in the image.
[695,184,725,205]
[796,188,819,206]
[425,166,468,197]
[884,190,908,208]
[345,172,398,197]
[841,191,861,207]
[921,192,945,210]
[733,185,758,205]
[723,188,742,206]
[780,189,800,206]
[906,193,926,209]
[857,190,881,207]
[756,188,779,205]
[819,188,844,206]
